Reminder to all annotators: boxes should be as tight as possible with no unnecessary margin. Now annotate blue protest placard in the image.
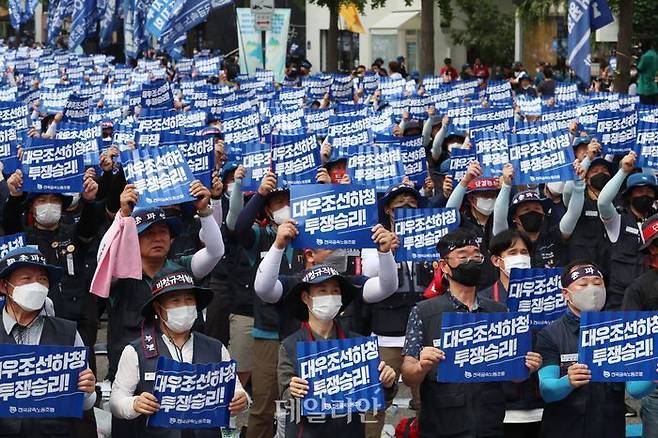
[222,111,260,145]
[516,95,542,117]
[63,94,91,123]
[0,344,87,418]
[160,133,214,187]
[473,131,509,178]
[120,143,197,207]
[240,141,271,192]
[296,336,383,415]
[150,357,237,429]
[22,139,85,194]
[508,131,576,184]
[0,233,25,258]
[271,133,321,186]
[636,117,658,168]
[41,86,75,113]
[269,106,306,134]
[137,108,185,134]
[305,108,331,137]
[346,144,404,192]
[469,107,514,136]
[393,208,460,262]
[448,147,476,182]
[595,108,638,155]
[0,126,19,174]
[0,102,30,136]
[400,139,427,188]
[437,312,532,382]
[141,79,174,109]
[55,122,101,167]
[508,268,566,328]
[579,311,658,382]
[290,184,378,249]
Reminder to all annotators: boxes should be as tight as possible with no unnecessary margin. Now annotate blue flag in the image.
[437,312,532,382]
[508,268,567,328]
[22,139,86,194]
[296,336,383,415]
[0,233,26,258]
[0,344,87,417]
[150,357,237,428]
[159,0,234,51]
[290,184,378,249]
[346,144,405,192]
[70,0,96,50]
[120,143,197,207]
[567,0,614,83]
[509,131,576,184]
[579,311,658,382]
[99,0,119,47]
[9,0,21,29]
[146,0,186,38]
[393,208,460,262]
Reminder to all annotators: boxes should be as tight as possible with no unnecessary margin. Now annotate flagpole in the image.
[234,2,249,76]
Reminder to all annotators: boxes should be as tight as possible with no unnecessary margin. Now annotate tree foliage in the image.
[440,0,515,66]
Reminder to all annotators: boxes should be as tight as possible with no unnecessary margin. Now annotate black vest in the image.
[370,262,432,337]
[460,212,497,291]
[537,314,625,438]
[566,196,611,278]
[107,277,153,380]
[0,316,82,437]
[416,293,507,438]
[607,209,646,310]
[254,229,304,333]
[281,326,365,438]
[112,330,225,438]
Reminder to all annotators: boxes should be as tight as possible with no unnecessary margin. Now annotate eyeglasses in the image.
[444,254,485,265]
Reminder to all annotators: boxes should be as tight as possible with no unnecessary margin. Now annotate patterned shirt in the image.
[402,292,480,358]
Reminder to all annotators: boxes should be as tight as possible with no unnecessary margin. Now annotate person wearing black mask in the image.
[561,155,617,278]
[597,151,658,309]
[401,229,542,438]
[492,164,567,268]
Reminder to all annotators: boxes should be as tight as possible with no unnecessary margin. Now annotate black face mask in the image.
[518,211,544,233]
[589,173,611,191]
[631,195,655,215]
[449,260,482,287]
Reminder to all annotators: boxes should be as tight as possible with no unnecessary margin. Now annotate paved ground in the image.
[91,321,644,437]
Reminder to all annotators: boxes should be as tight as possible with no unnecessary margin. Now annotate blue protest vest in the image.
[0,316,79,437]
[112,330,224,438]
[415,293,507,438]
[536,314,625,438]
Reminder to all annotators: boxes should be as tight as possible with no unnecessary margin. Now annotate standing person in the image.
[636,40,658,106]
[537,68,557,96]
[110,266,249,436]
[623,214,658,437]
[401,229,542,438]
[277,265,397,437]
[0,247,97,437]
[536,260,655,438]
[597,152,657,309]
[472,58,490,79]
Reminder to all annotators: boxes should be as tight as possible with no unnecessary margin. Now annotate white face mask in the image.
[501,254,531,276]
[163,305,197,333]
[225,182,235,198]
[9,282,49,312]
[271,205,291,225]
[569,285,606,313]
[310,295,342,321]
[474,197,495,216]
[34,203,62,226]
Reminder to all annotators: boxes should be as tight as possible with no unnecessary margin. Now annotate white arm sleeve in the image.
[492,183,512,236]
[361,248,380,277]
[210,198,223,228]
[253,245,285,303]
[109,345,141,420]
[362,251,399,303]
[191,215,225,279]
